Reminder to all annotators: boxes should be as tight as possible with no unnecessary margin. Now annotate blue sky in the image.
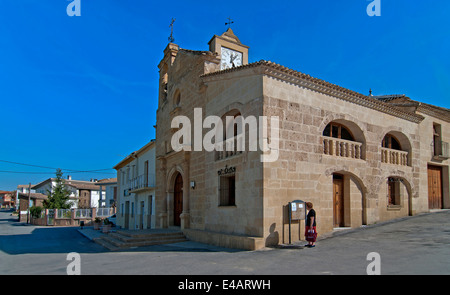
[0,0,449,191]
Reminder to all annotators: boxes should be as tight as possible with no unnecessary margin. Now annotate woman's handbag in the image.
[305,227,317,242]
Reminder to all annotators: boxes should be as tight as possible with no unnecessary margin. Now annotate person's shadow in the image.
[265,223,279,247]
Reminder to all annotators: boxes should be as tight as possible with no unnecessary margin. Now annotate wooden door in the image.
[428,166,443,209]
[333,177,344,227]
[387,178,397,206]
[174,173,183,226]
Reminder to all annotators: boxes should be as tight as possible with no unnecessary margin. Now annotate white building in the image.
[95,178,118,208]
[114,140,156,230]
[32,176,105,209]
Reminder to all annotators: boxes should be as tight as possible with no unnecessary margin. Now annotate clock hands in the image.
[229,53,237,68]
[221,48,242,70]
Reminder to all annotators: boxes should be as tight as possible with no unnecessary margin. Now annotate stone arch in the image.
[319,113,367,160]
[212,103,245,139]
[319,113,367,143]
[166,165,185,227]
[379,127,413,166]
[323,166,369,227]
[220,108,243,140]
[215,104,247,160]
[215,102,244,118]
[173,88,181,106]
[380,172,415,216]
[324,166,368,194]
[166,165,185,192]
[159,62,169,103]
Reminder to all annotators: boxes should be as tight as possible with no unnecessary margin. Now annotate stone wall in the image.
[154,43,449,250]
[261,74,422,245]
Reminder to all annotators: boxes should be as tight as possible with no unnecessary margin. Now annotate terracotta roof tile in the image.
[201,60,424,123]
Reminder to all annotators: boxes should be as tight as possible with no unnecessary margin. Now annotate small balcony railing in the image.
[216,137,243,160]
[432,140,449,160]
[381,147,409,166]
[323,137,363,160]
[128,173,155,192]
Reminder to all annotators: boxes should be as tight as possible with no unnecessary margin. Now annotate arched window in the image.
[387,177,401,206]
[173,89,181,106]
[216,109,243,160]
[323,123,355,141]
[159,63,168,103]
[322,122,363,159]
[381,132,409,166]
[382,134,401,150]
[221,109,242,140]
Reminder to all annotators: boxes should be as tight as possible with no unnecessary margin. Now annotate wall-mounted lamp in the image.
[190,181,196,189]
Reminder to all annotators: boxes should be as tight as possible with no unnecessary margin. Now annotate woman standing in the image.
[305,202,317,248]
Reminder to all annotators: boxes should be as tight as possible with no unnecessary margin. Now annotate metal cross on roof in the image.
[168,18,176,43]
[225,17,234,29]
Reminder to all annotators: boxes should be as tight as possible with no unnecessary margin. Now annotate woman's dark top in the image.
[306,209,316,227]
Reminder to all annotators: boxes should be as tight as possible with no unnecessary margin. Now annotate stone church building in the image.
[154,28,450,250]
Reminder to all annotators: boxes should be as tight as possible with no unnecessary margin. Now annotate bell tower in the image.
[157,43,179,107]
[208,28,249,70]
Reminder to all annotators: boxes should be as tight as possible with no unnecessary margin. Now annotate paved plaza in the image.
[1,208,449,275]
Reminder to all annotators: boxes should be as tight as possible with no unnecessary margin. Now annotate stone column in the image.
[158,158,168,228]
[180,155,190,229]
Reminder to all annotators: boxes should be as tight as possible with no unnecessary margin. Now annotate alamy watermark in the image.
[171,108,279,163]
[65,1,380,19]
[67,0,81,17]
[66,252,81,275]
[366,252,381,275]
[367,0,381,17]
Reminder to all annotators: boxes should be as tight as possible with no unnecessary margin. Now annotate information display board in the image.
[287,200,306,244]
[289,200,306,221]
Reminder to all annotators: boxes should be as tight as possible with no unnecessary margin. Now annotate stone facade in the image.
[153,29,450,250]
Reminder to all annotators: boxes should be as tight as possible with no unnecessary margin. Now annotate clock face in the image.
[220,47,243,70]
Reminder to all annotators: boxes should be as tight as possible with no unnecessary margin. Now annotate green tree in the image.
[29,206,43,219]
[43,169,73,209]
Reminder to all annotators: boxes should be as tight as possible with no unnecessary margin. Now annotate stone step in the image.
[93,229,188,251]
[93,236,120,251]
[116,229,184,238]
[108,233,187,246]
[108,232,185,243]
[96,235,187,250]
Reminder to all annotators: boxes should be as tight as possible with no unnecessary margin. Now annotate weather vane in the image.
[225,17,234,29]
[168,18,176,43]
